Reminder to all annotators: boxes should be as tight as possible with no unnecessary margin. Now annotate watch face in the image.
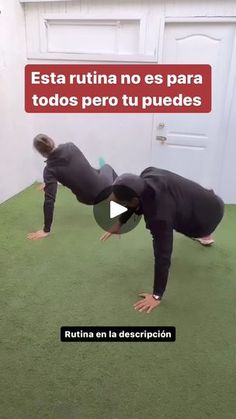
[153,295,160,300]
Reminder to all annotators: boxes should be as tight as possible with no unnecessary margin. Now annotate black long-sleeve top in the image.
[118,167,224,297]
[43,142,114,232]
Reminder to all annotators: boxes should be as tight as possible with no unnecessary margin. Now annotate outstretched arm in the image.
[134,221,173,313]
[152,225,174,297]
[43,179,58,233]
[27,167,58,240]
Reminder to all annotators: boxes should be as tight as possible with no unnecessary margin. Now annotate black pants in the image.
[98,164,118,183]
[93,164,118,204]
[192,195,225,237]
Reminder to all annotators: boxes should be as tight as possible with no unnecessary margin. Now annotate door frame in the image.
[151,16,236,194]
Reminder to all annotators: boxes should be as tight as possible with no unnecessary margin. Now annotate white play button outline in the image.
[110,201,128,219]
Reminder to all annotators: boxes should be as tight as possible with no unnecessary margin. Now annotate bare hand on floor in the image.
[133,293,161,313]
[27,230,49,240]
[37,183,45,191]
[100,221,122,241]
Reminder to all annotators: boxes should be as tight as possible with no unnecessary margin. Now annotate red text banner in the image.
[25,64,211,113]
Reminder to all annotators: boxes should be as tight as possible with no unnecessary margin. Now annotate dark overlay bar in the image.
[61,326,175,342]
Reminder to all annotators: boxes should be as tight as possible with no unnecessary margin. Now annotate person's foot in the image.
[193,235,215,246]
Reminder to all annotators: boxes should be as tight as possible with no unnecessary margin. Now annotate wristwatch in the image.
[152,294,161,301]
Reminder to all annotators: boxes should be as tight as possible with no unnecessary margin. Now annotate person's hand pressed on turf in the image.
[27,230,49,240]
[37,183,45,191]
[100,221,122,241]
[133,293,161,313]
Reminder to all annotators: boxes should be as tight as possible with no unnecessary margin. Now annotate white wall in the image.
[23,0,236,203]
[2,0,236,202]
[25,0,163,181]
[0,0,36,203]
[31,113,154,182]
[219,78,236,203]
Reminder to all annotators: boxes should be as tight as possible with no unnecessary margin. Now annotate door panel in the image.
[151,23,235,189]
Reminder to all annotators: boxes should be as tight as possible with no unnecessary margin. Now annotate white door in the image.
[151,22,236,189]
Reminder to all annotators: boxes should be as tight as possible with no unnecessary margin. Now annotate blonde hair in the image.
[33,134,55,157]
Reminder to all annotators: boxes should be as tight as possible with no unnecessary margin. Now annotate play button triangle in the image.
[110,201,128,219]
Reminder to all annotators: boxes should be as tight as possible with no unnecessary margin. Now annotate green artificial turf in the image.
[0,185,235,419]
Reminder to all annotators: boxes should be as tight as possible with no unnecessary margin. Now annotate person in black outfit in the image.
[27,134,117,240]
[101,167,224,313]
